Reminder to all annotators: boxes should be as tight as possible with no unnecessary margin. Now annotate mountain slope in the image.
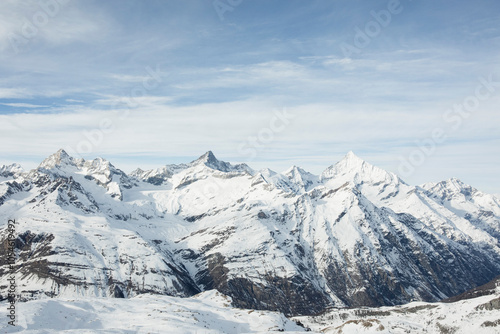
[1,150,499,316]
[0,291,307,333]
[295,281,500,334]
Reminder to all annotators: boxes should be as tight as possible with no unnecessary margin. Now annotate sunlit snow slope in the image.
[1,150,499,316]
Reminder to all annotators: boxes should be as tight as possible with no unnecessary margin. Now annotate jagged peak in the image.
[38,149,75,169]
[284,165,317,179]
[0,162,23,170]
[130,167,145,175]
[190,151,253,174]
[80,157,126,179]
[86,157,114,169]
[446,177,466,186]
[284,165,306,175]
[0,163,24,177]
[54,148,70,160]
[283,165,319,193]
[190,151,229,172]
[424,178,469,190]
[251,168,297,192]
[203,150,217,161]
[422,177,479,198]
[192,151,218,165]
[252,168,280,183]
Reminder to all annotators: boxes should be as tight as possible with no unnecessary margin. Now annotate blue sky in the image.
[0,0,499,193]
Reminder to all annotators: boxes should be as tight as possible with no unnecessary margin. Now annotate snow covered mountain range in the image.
[1,149,500,316]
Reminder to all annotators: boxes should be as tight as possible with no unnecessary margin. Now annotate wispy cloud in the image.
[0,87,31,99]
[94,95,174,108]
[1,102,46,108]
[107,74,155,83]
[0,0,111,54]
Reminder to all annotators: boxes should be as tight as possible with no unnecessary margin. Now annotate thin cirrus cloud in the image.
[0,0,111,52]
[0,0,499,193]
[0,88,31,99]
[1,102,46,108]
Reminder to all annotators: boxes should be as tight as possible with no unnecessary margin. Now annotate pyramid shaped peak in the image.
[48,148,71,161]
[202,150,217,161]
[56,148,70,157]
[321,151,399,185]
[190,151,236,173]
[193,151,218,164]
[284,165,312,176]
[322,151,369,177]
[284,165,298,175]
[284,165,319,192]
[39,149,75,169]
[189,151,254,174]
[288,165,303,171]
[341,151,366,164]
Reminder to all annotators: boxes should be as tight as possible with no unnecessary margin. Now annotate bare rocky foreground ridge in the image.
[1,150,500,317]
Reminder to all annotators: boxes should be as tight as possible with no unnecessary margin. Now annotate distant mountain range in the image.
[1,149,499,316]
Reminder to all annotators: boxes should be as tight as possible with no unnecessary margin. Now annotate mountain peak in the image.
[321,151,401,187]
[190,151,233,172]
[424,178,468,190]
[341,151,365,166]
[284,165,319,192]
[58,148,69,156]
[198,151,217,163]
[0,163,24,178]
[422,177,479,199]
[284,165,316,180]
[38,149,75,169]
[345,150,356,158]
[447,177,466,186]
[190,151,254,174]
[321,151,368,180]
[285,165,305,174]
[191,151,221,167]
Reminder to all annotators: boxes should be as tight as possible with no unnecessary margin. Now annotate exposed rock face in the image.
[476,297,500,311]
[1,150,500,316]
[195,252,330,316]
[442,275,500,303]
